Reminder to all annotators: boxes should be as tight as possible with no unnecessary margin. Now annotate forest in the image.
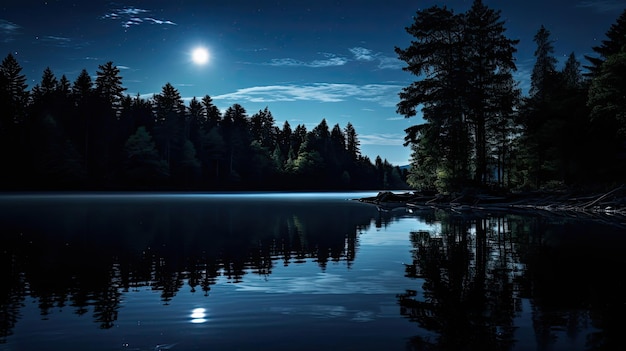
[396,1,626,193]
[0,59,407,190]
[2,1,625,192]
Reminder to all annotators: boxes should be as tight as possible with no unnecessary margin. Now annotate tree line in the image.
[396,0,626,193]
[0,59,407,190]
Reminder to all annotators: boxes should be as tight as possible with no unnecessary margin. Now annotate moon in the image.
[191,47,209,65]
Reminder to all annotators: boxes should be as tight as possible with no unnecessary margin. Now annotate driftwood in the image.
[358,187,626,225]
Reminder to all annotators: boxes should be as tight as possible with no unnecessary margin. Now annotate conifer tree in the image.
[153,82,186,170]
[0,53,28,128]
[95,61,126,110]
[465,0,519,184]
[396,1,518,191]
[344,122,360,160]
[530,25,558,100]
[585,9,626,76]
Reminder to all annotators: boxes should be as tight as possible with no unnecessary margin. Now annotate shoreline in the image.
[358,187,626,226]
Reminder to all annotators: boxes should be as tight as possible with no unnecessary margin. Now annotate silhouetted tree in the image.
[344,122,360,160]
[395,5,473,191]
[250,107,276,148]
[153,82,185,174]
[530,26,558,100]
[465,0,519,185]
[0,54,29,184]
[95,61,126,111]
[0,53,28,128]
[201,95,221,129]
[587,47,626,181]
[518,26,560,188]
[585,9,626,77]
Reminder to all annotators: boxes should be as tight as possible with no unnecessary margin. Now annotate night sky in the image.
[1,0,624,165]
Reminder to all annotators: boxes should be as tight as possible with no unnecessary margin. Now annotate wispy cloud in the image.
[359,133,405,146]
[257,47,402,70]
[576,1,626,13]
[349,47,375,61]
[264,53,348,68]
[38,35,89,49]
[101,6,177,28]
[212,83,402,106]
[0,19,20,42]
[143,18,177,25]
[349,47,403,70]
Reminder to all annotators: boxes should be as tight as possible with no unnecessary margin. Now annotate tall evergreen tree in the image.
[0,54,29,184]
[529,25,558,100]
[250,107,276,148]
[72,69,93,104]
[69,69,94,163]
[465,0,519,184]
[95,61,126,111]
[30,67,58,104]
[277,120,292,159]
[0,53,28,128]
[396,3,519,191]
[562,52,583,89]
[396,6,471,190]
[585,9,626,76]
[519,25,561,188]
[187,96,205,146]
[344,122,360,160]
[222,103,249,182]
[201,95,221,129]
[57,75,71,98]
[153,82,186,171]
[587,48,626,183]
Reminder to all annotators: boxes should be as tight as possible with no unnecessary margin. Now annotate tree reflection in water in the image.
[0,195,384,341]
[398,210,626,351]
[2,195,626,350]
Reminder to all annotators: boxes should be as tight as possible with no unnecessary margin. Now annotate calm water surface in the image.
[1,192,625,350]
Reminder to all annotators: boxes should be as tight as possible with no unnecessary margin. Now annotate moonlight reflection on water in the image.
[0,192,625,351]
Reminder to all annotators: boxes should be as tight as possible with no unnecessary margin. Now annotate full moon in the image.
[191,47,209,65]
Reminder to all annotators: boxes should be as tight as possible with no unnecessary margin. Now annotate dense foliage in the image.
[397,0,626,193]
[0,59,407,190]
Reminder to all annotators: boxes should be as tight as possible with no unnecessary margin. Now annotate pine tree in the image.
[95,61,126,111]
[153,82,185,170]
[201,95,221,129]
[222,103,249,182]
[31,67,58,103]
[519,25,561,188]
[465,0,519,185]
[344,122,360,160]
[0,53,28,128]
[395,5,473,190]
[585,9,626,76]
[250,107,276,148]
[562,52,583,89]
[187,96,205,146]
[72,69,93,104]
[530,25,558,100]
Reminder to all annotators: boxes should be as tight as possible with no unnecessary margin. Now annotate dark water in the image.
[1,192,625,351]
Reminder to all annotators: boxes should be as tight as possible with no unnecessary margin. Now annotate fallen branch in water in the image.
[358,187,626,220]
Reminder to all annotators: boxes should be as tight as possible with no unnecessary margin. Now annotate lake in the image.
[1,192,625,351]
